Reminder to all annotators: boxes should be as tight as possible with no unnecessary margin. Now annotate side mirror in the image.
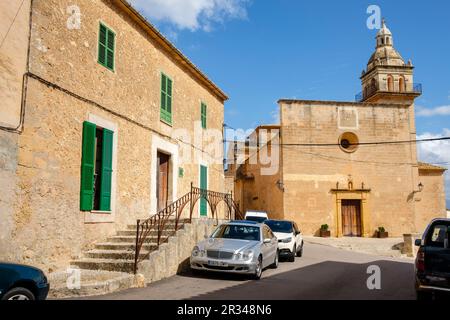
[415,239,422,247]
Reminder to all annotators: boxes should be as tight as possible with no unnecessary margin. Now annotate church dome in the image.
[366,19,405,71]
[367,46,405,69]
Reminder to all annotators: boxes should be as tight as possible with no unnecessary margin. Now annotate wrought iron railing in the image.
[133,183,243,274]
[355,82,422,102]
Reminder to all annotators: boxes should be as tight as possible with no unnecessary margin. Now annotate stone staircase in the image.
[71,219,190,273]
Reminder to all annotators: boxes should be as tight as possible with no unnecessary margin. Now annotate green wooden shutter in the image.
[200,165,208,216]
[201,103,207,129]
[106,29,115,70]
[98,24,107,66]
[160,73,172,124]
[98,23,115,71]
[100,129,114,212]
[80,122,96,211]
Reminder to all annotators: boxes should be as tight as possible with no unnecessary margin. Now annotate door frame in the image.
[151,135,179,215]
[331,189,371,238]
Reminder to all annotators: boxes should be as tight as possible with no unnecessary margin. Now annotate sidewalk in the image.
[304,236,412,260]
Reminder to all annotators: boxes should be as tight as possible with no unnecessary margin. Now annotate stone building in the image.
[0,0,228,272]
[230,20,447,237]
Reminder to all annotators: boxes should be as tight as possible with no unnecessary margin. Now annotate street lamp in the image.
[418,182,424,193]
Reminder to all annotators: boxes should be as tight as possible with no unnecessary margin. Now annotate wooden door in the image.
[157,152,170,211]
[342,200,362,237]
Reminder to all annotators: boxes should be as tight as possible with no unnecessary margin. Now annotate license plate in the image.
[208,260,227,267]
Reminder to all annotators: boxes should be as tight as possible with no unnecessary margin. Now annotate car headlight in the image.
[282,237,293,243]
[242,250,254,261]
[234,250,254,261]
[192,246,200,257]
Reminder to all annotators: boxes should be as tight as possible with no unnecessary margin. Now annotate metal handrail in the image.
[133,183,243,274]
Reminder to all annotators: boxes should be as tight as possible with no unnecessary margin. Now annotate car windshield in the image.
[211,224,261,241]
[246,216,267,223]
[265,220,293,233]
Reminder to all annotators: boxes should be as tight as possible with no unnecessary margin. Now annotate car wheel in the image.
[297,243,303,257]
[253,256,263,280]
[289,246,296,262]
[2,287,35,301]
[271,251,279,269]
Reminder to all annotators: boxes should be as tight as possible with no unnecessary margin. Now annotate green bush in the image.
[378,227,386,233]
[321,224,329,231]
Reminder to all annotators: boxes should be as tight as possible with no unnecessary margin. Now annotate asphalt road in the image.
[81,243,416,300]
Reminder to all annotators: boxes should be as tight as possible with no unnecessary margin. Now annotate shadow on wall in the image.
[183,260,416,300]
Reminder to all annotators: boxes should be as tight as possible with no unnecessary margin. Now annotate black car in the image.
[415,218,450,300]
[0,263,50,300]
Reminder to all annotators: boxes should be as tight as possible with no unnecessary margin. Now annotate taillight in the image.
[416,249,425,273]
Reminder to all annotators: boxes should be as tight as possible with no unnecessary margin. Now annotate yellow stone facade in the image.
[0,0,227,272]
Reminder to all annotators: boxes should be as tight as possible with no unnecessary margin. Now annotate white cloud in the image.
[130,0,250,31]
[416,105,450,117]
[417,129,450,207]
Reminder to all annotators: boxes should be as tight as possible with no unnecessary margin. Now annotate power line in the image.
[224,136,450,147]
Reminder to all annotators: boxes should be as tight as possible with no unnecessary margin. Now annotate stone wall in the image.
[138,218,223,283]
[0,0,226,272]
[415,169,447,233]
[0,0,30,128]
[0,0,31,265]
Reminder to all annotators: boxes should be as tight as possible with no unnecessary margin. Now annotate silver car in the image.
[190,221,279,279]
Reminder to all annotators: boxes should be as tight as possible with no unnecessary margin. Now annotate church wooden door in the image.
[342,200,362,237]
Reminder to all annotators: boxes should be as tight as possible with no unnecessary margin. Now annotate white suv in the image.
[264,220,303,262]
[245,211,269,223]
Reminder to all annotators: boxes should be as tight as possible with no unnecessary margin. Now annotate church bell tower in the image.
[358,19,421,104]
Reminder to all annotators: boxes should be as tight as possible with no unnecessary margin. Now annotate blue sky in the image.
[132,0,450,208]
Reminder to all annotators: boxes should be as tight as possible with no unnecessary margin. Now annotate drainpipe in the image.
[0,0,33,134]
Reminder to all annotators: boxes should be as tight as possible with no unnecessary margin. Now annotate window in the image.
[427,224,450,248]
[98,23,115,71]
[387,75,394,91]
[161,73,173,124]
[399,77,405,92]
[80,121,114,212]
[339,132,359,153]
[201,103,207,129]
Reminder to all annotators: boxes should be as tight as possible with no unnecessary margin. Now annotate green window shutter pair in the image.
[200,165,208,216]
[161,73,173,124]
[98,23,115,71]
[201,103,207,129]
[80,121,114,212]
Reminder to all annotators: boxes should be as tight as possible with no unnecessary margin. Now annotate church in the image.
[229,20,447,237]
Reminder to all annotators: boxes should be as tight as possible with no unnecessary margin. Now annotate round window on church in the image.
[339,132,359,153]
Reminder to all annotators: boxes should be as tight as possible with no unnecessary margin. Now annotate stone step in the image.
[86,249,150,260]
[95,242,157,251]
[117,229,177,237]
[71,258,135,273]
